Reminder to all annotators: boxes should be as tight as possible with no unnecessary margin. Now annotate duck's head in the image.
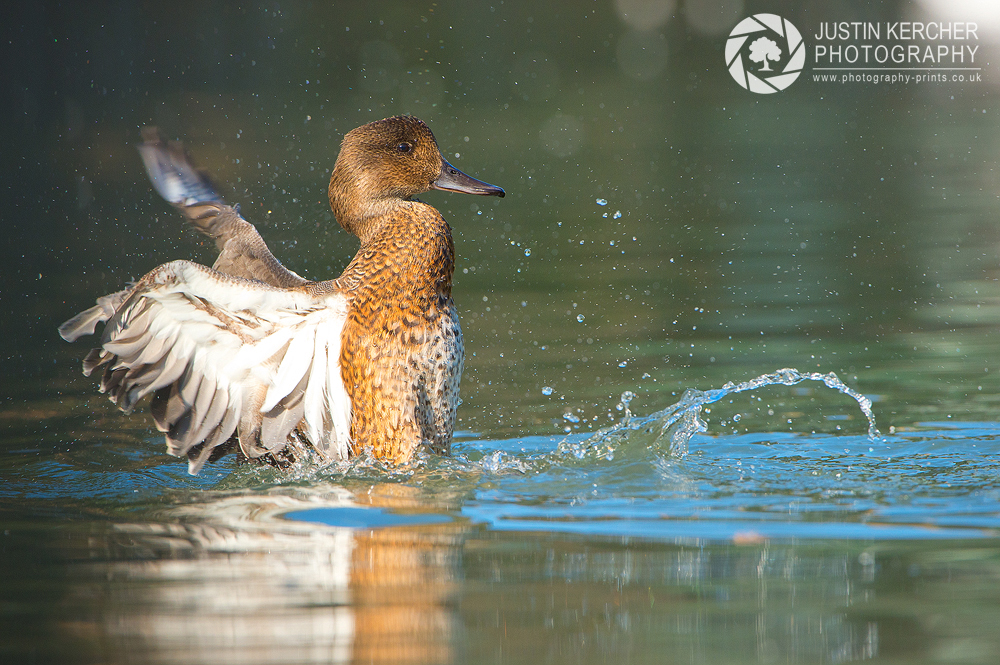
[328,115,504,240]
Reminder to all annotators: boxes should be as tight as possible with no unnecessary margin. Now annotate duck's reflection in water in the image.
[62,480,953,664]
[82,483,462,665]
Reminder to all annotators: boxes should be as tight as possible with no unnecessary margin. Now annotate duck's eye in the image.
[396,142,413,154]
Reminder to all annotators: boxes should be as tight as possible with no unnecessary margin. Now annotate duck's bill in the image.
[432,160,505,197]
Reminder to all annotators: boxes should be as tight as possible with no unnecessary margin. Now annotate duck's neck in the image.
[328,176,396,245]
[336,200,455,302]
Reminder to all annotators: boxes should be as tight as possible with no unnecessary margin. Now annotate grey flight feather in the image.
[138,128,309,289]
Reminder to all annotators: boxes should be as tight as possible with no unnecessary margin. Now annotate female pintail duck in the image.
[60,116,504,473]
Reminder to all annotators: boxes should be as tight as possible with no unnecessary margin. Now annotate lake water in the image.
[4,2,1000,663]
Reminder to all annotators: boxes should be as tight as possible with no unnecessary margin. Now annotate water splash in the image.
[559,368,880,460]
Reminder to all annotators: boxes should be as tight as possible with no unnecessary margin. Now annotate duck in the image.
[60,115,505,474]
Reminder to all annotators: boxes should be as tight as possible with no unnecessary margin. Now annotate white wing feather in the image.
[64,259,351,473]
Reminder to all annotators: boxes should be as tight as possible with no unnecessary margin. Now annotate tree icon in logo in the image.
[749,37,781,72]
[726,14,804,94]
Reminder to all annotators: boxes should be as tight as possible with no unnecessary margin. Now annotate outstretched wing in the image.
[60,260,351,474]
[137,128,310,289]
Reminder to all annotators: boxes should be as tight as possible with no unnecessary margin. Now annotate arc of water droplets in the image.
[562,368,881,460]
[712,368,877,433]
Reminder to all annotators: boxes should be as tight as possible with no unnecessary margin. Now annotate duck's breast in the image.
[413,299,464,453]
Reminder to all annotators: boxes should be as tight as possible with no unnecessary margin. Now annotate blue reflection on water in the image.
[454,420,1000,542]
[285,506,452,528]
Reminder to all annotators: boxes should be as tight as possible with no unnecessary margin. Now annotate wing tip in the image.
[138,126,225,208]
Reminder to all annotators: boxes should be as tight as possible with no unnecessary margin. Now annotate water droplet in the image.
[562,412,581,423]
[542,386,554,396]
[733,413,741,422]
[596,198,608,206]
[618,360,627,367]
[613,210,622,219]
[524,248,531,257]
[576,314,585,322]
[616,391,635,423]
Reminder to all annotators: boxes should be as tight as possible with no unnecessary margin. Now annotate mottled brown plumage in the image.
[60,116,503,472]
[337,204,460,462]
